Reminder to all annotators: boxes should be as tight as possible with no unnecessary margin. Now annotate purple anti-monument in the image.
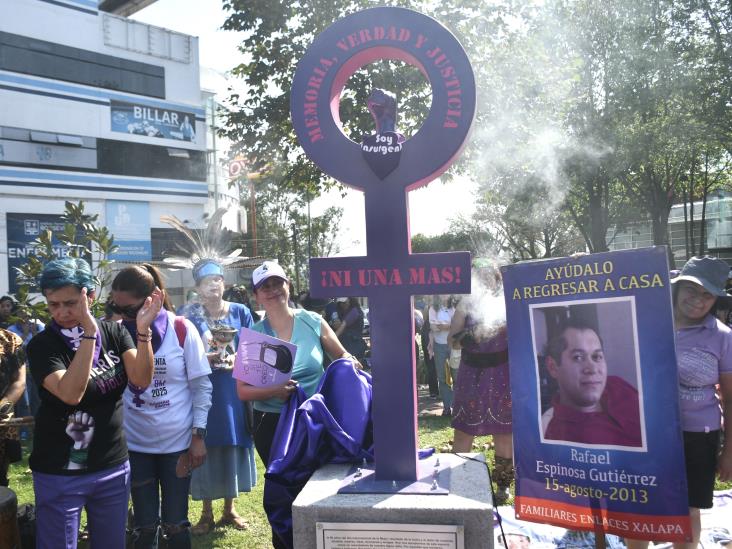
[290,7,476,486]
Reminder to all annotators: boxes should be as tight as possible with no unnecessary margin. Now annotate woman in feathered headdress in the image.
[161,210,256,533]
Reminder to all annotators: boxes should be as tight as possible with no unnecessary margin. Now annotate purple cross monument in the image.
[291,7,476,487]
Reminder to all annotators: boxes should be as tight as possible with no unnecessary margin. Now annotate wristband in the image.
[137,336,152,343]
[68,447,88,466]
[80,334,97,340]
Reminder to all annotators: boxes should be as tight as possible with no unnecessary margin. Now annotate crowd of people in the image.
[0,257,363,549]
[0,253,730,549]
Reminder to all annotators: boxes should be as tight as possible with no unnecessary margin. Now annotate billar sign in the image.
[291,7,476,485]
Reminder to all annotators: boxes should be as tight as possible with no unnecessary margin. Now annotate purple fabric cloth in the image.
[675,314,732,432]
[451,323,512,435]
[264,359,374,549]
[122,308,168,353]
[124,309,168,398]
[48,320,101,368]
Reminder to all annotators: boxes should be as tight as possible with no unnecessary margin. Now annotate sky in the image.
[132,0,478,256]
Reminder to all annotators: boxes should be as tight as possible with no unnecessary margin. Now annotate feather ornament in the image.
[160,208,247,269]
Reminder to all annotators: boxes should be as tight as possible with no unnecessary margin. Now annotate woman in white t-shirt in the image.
[428,295,456,416]
[111,265,212,549]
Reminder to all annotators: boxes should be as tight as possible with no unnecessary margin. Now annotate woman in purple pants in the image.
[26,258,161,549]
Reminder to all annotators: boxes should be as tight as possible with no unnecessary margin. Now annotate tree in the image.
[222,0,732,262]
[595,0,731,249]
[239,168,343,291]
[473,0,731,256]
[410,217,496,256]
[12,201,118,322]
[475,175,585,261]
[679,146,731,256]
[221,0,518,195]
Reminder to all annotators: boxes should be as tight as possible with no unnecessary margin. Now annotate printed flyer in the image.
[233,327,296,387]
[501,246,690,542]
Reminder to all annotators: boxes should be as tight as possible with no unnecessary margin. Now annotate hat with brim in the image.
[252,261,289,290]
[672,256,730,297]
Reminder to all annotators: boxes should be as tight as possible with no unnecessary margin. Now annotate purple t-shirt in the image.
[675,314,732,432]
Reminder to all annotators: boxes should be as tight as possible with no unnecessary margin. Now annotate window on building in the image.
[98,139,206,181]
[0,31,165,98]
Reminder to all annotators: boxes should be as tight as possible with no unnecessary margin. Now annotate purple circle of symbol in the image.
[290,6,476,192]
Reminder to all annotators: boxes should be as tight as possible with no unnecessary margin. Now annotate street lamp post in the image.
[250,180,257,257]
[292,223,301,293]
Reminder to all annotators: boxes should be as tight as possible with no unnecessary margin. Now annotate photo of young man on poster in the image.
[533,299,646,449]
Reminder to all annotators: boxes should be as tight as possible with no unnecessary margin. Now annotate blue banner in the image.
[6,213,74,293]
[106,201,151,261]
[501,247,690,542]
[110,100,197,142]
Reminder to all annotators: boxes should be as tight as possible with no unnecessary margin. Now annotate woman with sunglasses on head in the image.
[183,258,257,534]
[236,261,351,549]
[111,265,212,549]
[26,258,161,549]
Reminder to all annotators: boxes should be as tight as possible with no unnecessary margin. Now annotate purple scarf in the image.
[123,308,168,354]
[124,309,168,406]
[49,320,102,368]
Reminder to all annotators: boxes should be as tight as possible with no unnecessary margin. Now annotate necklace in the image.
[204,302,227,324]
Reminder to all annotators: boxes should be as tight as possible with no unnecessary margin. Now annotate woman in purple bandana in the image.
[26,257,161,549]
[112,265,212,549]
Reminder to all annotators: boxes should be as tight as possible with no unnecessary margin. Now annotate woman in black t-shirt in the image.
[27,258,161,549]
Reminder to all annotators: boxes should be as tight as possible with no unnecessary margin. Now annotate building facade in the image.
[607,193,732,266]
[0,0,222,295]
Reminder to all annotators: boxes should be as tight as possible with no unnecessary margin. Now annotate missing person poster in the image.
[501,246,690,542]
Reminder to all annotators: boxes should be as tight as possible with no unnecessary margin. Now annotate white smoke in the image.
[459,258,508,340]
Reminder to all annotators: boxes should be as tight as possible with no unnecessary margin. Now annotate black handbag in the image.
[244,401,256,435]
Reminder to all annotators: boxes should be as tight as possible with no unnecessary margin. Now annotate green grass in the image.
[9,420,730,548]
[7,417,463,548]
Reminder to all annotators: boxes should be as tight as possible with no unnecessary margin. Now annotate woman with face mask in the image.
[111,264,212,548]
[26,258,161,549]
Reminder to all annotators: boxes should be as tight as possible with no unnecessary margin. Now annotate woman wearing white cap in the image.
[237,261,351,549]
[238,261,351,463]
[627,256,732,549]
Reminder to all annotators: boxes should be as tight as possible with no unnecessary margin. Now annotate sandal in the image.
[191,513,215,536]
[218,512,248,530]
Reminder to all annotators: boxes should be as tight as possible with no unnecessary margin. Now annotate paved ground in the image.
[417,384,445,417]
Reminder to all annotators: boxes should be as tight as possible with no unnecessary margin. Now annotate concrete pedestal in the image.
[292,453,494,549]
